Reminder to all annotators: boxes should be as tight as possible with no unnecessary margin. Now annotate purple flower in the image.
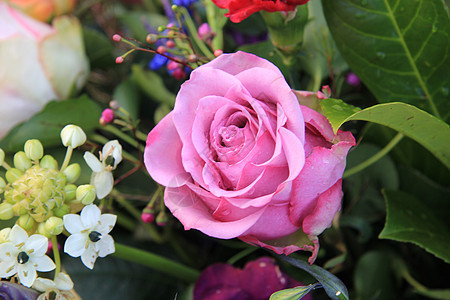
[0,282,39,300]
[346,72,361,86]
[194,257,313,300]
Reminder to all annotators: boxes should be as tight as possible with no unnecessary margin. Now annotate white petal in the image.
[80,244,97,269]
[33,277,56,292]
[10,225,28,246]
[17,263,37,287]
[64,233,88,257]
[102,140,122,168]
[92,171,114,199]
[96,234,115,258]
[97,214,117,234]
[83,152,103,172]
[25,234,48,257]
[0,260,17,278]
[32,255,56,272]
[63,214,84,234]
[0,242,17,261]
[80,204,101,229]
[54,273,74,291]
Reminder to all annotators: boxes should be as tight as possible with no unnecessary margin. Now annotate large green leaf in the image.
[270,283,320,300]
[0,95,101,152]
[380,189,450,263]
[320,100,450,168]
[322,0,450,121]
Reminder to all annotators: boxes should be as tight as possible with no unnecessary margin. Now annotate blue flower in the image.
[148,54,169,70]
[172,0,196,7]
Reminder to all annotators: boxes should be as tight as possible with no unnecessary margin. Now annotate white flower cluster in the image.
[0,204,116,291]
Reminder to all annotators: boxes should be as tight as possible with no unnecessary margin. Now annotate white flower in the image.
[33,272,74,300]
[63,204,117,269]
[84,140,122,199]
[0,225,55,287]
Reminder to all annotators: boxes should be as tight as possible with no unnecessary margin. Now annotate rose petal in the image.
[144,112,190,187]
[165,185,266,239]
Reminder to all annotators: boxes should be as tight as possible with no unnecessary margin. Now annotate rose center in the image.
[89,231,102,242]
[17,251,29,264]
[218,125,244,147]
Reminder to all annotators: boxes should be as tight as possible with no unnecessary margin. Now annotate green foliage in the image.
[321,100,450,168]
[380,190,450,263]
[322,0,450,121]
[270,283,319,300]
[0,96,101,152]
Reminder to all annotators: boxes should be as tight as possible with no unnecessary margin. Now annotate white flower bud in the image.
[24,139,44,161]
[44,216,64,236]
[60,124,86,148]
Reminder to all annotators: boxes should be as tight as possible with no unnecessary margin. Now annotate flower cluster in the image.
[0,125,118,293]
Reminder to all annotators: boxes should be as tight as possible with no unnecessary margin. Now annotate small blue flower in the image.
[172,0,196,7]
[148,54,169,70]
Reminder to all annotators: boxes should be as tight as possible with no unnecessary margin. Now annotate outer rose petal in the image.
[302,179,343,236]
[144,112,189,187]
[164,185,266,239]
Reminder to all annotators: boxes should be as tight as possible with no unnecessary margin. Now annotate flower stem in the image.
[60,146,73,172]
[114,243,200,282]
[343,132,404,178]
[113,193,163,243]
[227,246,258,265]
[51,235,61,278]
[102,125,144,153]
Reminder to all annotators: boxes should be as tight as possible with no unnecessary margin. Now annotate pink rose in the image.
[144,51,354,263]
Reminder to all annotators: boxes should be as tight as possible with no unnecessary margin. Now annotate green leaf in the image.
[380,189,450,263]
[112,78,141,121]
[277,255,349,300]
[83,27,115,69]
[0,95,101,152]
[354,251,400,300]
[270,283,319,300]
[117,12,167,41]
[322,0,450,121]
[321,100,450,168]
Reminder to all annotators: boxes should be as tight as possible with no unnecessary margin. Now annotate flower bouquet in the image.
[0,0,449,299]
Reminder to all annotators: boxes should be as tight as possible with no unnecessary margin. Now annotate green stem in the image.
[59,146,73,172]
[227,247,258,265]
[51,236,61,278]
[205,0,225,50]
[178,7,214,58]
[343,132,404,178]
[1,161,11,170]
[114,243,200,282]
[102,125,145,153]
[114,193,164,244]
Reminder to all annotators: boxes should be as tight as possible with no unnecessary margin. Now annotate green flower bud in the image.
[17,214,35,231]
[13,202,28,216]
[53,204,69,218]
[5,168,23,183]
[60,124,86,148]
[0,177,6,193]
[44,216,64,236]
[0,227,11,243]
[0,148,4,165]
[40,155,58,170]
[37,222,50,238]
[13,151,32,171]
[64,184,77,201]
[63,163,81,183]
[76,184,96,205]
[24,139,44,161]
[0,202,14,220]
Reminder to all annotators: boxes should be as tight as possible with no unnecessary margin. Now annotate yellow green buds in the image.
[17,214,35,231]
[63,163,81,183]
[0,228,10,243]
[24,139,44,161]
[13,151,32,171]
[40,154,58,169]
[60,124,86,148]
[0,202,14,220]
[0,148,4,165]
[76,184,96,205]
[44,217,64,236]
[5,168,23,183]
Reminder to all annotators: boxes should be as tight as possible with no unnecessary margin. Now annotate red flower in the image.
[212,0,310,23]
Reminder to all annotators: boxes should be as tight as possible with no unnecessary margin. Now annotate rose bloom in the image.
[0,2,89,139]
[144,51,354,263]
[7,0,77,22]
[211,0,310,23]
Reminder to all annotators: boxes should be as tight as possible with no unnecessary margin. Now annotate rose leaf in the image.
[379,189,450,263]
